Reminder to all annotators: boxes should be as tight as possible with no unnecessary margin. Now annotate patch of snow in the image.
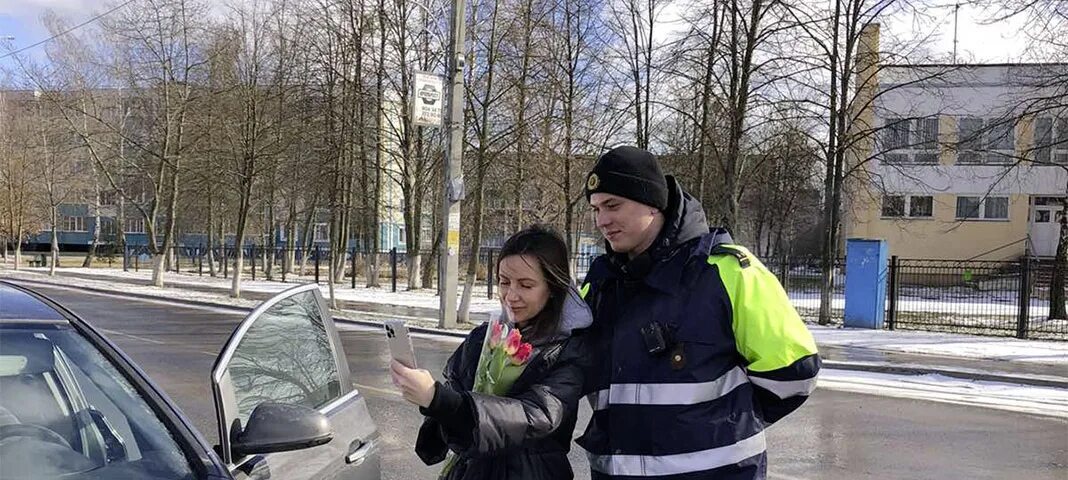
[810,325,1068,364]
[4,266,1065,368]
[0,266,502,315]
[818,369,1068,419]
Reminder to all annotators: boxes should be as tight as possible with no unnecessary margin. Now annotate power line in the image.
[0,0,137,60]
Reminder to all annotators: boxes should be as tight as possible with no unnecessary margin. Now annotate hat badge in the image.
[587,173,600,191]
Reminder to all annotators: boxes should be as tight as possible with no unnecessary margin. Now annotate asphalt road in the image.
[17,282,1068,480]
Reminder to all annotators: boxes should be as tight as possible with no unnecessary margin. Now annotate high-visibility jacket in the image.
[577,177,820,480]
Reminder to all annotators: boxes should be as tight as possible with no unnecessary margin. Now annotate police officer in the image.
[577,145,820,480]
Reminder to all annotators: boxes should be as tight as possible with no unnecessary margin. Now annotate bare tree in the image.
[0,89,48,269]
[458,0,512,323]
[605,0,668,149]
[782,0,959,324]
[66,0,211,287]
[200,0,304,298]
[975,1,1067,319]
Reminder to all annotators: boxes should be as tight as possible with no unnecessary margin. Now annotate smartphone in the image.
[384,319,418,369]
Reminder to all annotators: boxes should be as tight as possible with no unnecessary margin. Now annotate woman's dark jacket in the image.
[415,288,592,480]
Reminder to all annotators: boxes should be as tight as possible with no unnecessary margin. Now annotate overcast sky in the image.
[0,0,1035,75]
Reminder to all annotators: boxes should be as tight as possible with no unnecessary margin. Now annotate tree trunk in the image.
[49,207,58,276]
[817,0,843,326]
[83,174,102,268]
[1048,192,1067,320]
[422,234,438,291]
[231,182,253,298]
[408,254,422,290]
[207,197,217,276]
[231,247,246,298]
[266,200,276,281]
[14,224,22,271]
[283,200,296,276]
[299,196,317,276]
[151,254,165,286]
[458,168,486,324]
[117,195,127,271]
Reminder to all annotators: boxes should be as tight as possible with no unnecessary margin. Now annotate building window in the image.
[881,196,905,217]
[1034,117,1068,164]
[882,195,932,219]
[956,196,1009,220]
[127,218,146,234]
[909,196,933,217]
[958,117,1015,164]
[956,196,981,219]
[100,218,118,236]
[100,190,119,206]
[884,119,911,150]
[313,223,329,242]
[984,197,1009,219]
[60,216,87,232]
[882,117,939,164]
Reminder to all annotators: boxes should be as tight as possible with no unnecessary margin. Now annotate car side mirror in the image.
[231,402,333,456]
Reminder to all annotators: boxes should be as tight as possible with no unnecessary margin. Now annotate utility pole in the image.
[439,0,467,329]
[953,4,960,64]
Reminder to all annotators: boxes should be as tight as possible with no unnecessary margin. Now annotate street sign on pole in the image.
[413,71,445,128]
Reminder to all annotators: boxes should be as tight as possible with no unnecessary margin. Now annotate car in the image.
[0,281,381,480]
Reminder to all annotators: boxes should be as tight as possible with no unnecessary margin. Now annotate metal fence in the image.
[757,254,1065,340]
[22,243,1067,340]
[764,256,847,324]
[96,244,600,298]
[887,257,1066,340]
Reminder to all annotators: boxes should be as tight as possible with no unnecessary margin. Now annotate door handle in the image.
[345,438,374,466]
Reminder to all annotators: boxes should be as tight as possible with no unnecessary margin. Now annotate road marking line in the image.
[98,328,166,345]
[98,328,217,357]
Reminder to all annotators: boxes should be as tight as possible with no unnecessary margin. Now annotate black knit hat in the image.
[585,146,669,210]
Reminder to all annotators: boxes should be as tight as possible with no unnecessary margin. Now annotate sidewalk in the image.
[2,265,1066,389]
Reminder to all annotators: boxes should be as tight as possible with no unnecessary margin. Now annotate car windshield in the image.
[0,325,198,480]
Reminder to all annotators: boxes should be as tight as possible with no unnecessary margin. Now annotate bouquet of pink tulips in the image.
[440,309,534,477]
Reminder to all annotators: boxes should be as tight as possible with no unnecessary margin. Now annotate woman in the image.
[390,225,591,480]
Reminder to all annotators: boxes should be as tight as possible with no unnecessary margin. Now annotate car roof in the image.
[0,282,70,324]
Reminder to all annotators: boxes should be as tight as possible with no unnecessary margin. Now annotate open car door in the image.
[211,284,380,480]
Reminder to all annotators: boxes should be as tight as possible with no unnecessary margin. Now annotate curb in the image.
[6,275,1066,389]
[5,276,256,313]
[819,360,1068,390]
[4,275,474,339]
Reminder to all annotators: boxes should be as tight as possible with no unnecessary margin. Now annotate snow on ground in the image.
[3,265,1066,365]
[790,296,1055,318]
[340,322,1068,418]
[5,264,1065,414]
[1,266,502,315]
[809,325,1068,365]
[11,264,1059,320]
[817,369,1068,419]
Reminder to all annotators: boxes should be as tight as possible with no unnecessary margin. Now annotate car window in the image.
[225,290,341,426]
[0,326,197,480]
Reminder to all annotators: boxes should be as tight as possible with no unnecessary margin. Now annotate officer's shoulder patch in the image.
[708,244,751,268]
